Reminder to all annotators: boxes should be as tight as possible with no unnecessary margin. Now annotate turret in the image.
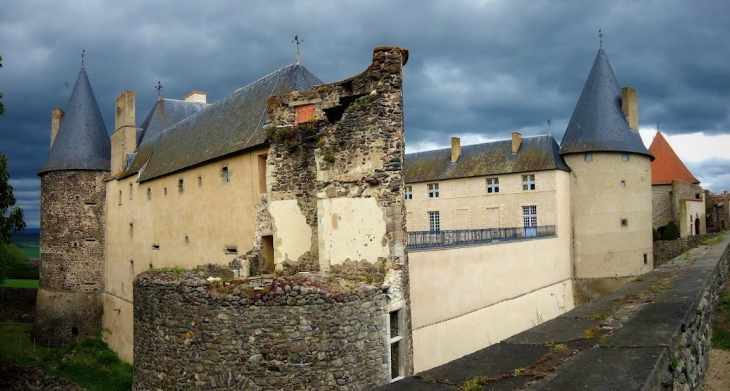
[561,47,654,304]
[33,64,110,346]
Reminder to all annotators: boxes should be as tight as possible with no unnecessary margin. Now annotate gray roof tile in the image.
[404,135,569,183]
[137,63,323,182]
[39,67,110,174]
[560,49,652,159]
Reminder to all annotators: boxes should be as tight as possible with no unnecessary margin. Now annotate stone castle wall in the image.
[33,170,107,346]
[652,184,673,228]
[133,271,390,390]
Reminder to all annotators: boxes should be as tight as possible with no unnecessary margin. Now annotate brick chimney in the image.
[185,91,207,104]
[451,137,461,163]
[621,87,638,130]
[50,109,64,148]
[511,132,522,154]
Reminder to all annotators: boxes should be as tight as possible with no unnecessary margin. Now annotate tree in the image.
[0,54,4,115]
[662,220,680,241]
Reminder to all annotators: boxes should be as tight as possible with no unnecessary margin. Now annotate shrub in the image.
[652,228,661,242]
[662,221,680,241]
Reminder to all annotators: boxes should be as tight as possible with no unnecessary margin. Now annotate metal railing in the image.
[407,225,556,250]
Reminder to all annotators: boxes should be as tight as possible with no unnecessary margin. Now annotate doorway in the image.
[262,235,274,273]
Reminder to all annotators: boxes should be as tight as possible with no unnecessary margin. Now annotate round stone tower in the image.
[560,48,654,303]
[33,65,111,346]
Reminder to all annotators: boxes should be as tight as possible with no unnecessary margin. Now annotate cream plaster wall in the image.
[269,199,312,266]
[565,152,653,279]
[405,170,561,232]
[317,197,389,271]
[103,146,268,362]
[680,199,706,237]
[412,280,573,372]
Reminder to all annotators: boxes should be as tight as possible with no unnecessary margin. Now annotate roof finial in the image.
[155,81,163,98]
[656,122,660,132]
[599,28,603,49]
[293,35,303,64]
[547,119,552,136]
[81,49,85,68]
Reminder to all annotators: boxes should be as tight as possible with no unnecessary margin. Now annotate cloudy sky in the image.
[1,0,729,227]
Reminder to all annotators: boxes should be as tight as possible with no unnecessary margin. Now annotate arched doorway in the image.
[695,218,700,235]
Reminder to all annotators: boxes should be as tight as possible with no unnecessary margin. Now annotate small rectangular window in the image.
[224,247,238,255]
[428,211,440,232]
[388,308,404,381]
[84,201,97,206]
[198,176,202,187]
[221,165,230,185]
[643,254,648,265]
[129,260,134,278]
[164,187,168,197]
[585,153,593,162]
[405,186,413,200]
[427,183,439,198]
[621,218,629,227]
[621,180,626,188]
[147,188,151,200]
[622,153,629,162]
[178,179,184,194]
[129,183,133,200]
[486,177,499,193]
[119,190,122,205]
[152,244,160,250]
[129,223,134,240]
[85,238,96,242]
[522,174,536,191]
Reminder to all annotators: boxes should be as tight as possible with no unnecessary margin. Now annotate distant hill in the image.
[10,229,40,259]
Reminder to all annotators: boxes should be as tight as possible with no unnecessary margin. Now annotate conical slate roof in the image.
[39,67,110,174]
[649,131,699,185]
[560,49,652,159]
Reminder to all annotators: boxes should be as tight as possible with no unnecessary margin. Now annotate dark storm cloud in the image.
[1,0,729,226]
[687,158,730,193]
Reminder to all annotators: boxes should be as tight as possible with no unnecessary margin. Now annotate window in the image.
[486,178,499,193]
[225,247,238,255]
[152,244,160,250]
[118,190,122,205]
[428,211,440,232]
[427,183,439,198]
[129,223,133,240]
[129,183,133,199]
[129,260,134,278]
[221,165,230,185]
[522,205,537,237]
[295,103,315,124]
[147,188,151,200]
[164,187,168,197]
[405,186,412,200]
[643,254,648,265]
[388,308,405,381]
[178,179,184,194]
[621,180,626,188]
[622,153,629,162]
[585,153,593,162]
[522,174,536,191]
[198,176,202,187]
[621,218,629,227]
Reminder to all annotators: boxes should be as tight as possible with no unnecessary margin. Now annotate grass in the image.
[0,323,133,391]
[713,288,730,350]
[1,279,39,288]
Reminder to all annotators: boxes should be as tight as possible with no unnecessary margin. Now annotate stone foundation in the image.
[654,233,714,266]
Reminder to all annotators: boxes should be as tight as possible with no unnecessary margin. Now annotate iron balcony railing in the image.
[408,225,556,250]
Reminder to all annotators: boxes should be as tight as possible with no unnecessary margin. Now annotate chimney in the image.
[50,109,64,148]
[511,132,522,154]
[621,87,638,130]
[451,137,461,163]
[185,91,207,104]
[111,91,137,175]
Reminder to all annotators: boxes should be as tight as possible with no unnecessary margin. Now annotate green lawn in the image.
[2,279,39,288]
[0,323,133,391]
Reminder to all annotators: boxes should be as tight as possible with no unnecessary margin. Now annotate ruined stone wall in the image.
[653,233,714,266]
[33,170,107,346]
[133,271,390,390]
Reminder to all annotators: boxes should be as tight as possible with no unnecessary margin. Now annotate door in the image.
[522,205,537,237]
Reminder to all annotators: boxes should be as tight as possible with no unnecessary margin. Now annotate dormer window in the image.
[522,174,536,191]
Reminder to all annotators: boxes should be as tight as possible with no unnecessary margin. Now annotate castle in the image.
[35,43,662,388]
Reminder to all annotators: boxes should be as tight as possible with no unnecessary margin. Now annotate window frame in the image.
[486,177,500,194]
[404,186,413,200]
[427,183,439,198]
[521,174,536,191]
[428,211,441,232]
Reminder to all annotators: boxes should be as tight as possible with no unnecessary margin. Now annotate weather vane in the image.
[155,81,163,97]
[81,49,85,67]
[547,119,552,136]
[293,35,303,64]
[599,28,603,48]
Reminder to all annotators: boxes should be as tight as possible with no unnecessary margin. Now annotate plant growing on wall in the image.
[662,221,680,241]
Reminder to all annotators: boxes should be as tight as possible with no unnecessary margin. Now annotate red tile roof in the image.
[649,131,700,185]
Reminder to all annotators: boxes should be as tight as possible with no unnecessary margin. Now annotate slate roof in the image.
[39,67,111,174]
[649,131,700,185]
[135,63,323,182]
[118,98,209,179]
[404,135,570,183]
[560,49,652,159]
